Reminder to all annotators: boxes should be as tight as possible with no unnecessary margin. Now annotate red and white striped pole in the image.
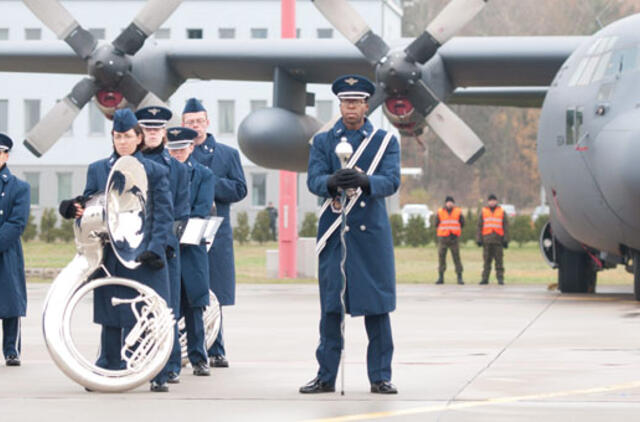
[278,0,297,278]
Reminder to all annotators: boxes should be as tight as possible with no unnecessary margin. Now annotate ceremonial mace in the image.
[335,136,353,396]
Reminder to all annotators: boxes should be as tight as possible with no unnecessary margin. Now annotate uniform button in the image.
[360,225,366,231]
[0,210,3,215]
[360,201,365,208]
[345,225,350,232]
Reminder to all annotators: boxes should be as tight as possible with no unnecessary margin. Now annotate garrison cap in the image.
[488,193,497,201]
[0,133,13,152]
[112,109,139,133]
[166,127,198,150]
[332,74,375,100]
[183,98,206,114]
[135,106,172,128]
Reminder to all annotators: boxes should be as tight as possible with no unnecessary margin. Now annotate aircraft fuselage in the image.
[538,14,640,262]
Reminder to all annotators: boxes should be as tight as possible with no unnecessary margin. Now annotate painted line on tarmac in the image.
[302,380,640,422]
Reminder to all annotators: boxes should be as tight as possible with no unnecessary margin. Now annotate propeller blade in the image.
[366,84,386,116]
[113,0,183,55]
[116,73,180,125]
[117,72,150,106]
[23,0,96,59]
[405,0,487,64]
[24,78,97,157]
[311,0,389,64]
[424,102,485,164]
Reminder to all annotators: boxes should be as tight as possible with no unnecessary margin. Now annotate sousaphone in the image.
[42,156,175,392]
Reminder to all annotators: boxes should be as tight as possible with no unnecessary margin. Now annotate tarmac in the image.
[2,281,640,421]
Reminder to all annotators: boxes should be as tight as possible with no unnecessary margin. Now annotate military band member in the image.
[435,196,465,285]
[302,75,400,394]
[59,109,174,392]
[182,98,247,368]
[136,106,190,383]
[0,134,30,367]
[167,127,214,376]
[477,194,509,285]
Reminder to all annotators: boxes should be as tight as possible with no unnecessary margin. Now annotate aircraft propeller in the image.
[22,0,182,157]
[312,0,487,164]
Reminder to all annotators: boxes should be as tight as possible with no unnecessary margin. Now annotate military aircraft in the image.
[2,0,640,298]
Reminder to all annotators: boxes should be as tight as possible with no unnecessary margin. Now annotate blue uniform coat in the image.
[84,153,174,327]
[143,148,190,317]
[307,119,400,316]
[180,157,214,308]
[191,134,247,306]
[0,165,30,318]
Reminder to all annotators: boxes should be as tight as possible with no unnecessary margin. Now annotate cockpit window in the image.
[568,36,628,87]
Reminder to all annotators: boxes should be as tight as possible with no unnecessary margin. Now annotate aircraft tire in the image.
[557,243,596,294]
[632,252,640,301]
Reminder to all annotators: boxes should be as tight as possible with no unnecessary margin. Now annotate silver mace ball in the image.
[335,136,353,169]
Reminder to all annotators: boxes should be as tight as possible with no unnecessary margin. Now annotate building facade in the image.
[0,0,402,228]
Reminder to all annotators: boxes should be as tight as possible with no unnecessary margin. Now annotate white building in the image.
[0,0,402,228]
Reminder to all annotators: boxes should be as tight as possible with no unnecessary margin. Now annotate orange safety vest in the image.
[482,206,505,236]
[437,207,462,237]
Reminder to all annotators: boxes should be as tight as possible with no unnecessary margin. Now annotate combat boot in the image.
[435,273,444,284]
[457,273,464,285]
[479,279,488,285]
[498,277,504,285]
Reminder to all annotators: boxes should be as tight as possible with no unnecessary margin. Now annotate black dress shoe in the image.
[299,377,335,394]
[84,387,94,392]
[193,361,210,376]
[167,372,180,384]
[150,381,169,392]
[210,355,229,368]
[371,381,398,394]
[5,355,20,366]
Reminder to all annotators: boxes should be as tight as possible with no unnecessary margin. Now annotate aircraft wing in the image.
[164,35,585,107]
[0,41,85,74]
[0,36,587,106]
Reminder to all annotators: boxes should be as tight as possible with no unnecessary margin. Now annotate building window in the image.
[0,100,7,133]
[250,28,268,39]
[187,28,203,39]
[250,100,268,113]
[0,28,8,40]
[316,100,333,123]
[219,28,235,39]
[57,173,72,202]
[24,172,40,205]
[25,28,41,40]
[89,102,104,135]
[317,28,333,39]
[24,99,40,133]
[155,28,170,39]
[252,173,266,206]
[217,100,235,134]
[89,28,106,40]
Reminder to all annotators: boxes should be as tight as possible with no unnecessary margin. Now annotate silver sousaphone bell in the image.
[42,156,175,392]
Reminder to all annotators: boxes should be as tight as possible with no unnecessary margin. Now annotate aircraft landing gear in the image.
[557,243,597,294]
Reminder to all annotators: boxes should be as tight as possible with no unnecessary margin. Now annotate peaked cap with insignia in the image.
[166,126,198,150]
[331,74,375,100]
